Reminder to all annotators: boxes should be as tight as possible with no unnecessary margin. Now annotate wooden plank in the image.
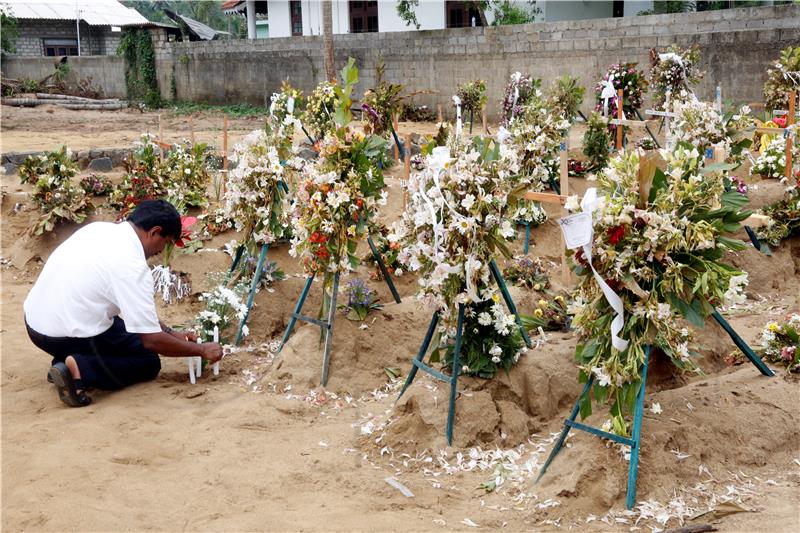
[393,113,400,160]
[755,127,786,135]
[742,213,769,229]
[560,139,570,286]
[437,103,443,123]
[403,134,411,209]
[616,89,624,151]
[524,191,567,204]
[222,115,229,196]
[158,113,163,161]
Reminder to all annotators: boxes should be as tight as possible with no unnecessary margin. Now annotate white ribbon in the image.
[560,188,629,352]
[600,77,625,121]
[287,96,295,115]
[212,325,220,376]
[452,95,462,138]
[496,126,511,145]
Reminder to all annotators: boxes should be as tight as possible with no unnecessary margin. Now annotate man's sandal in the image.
[48,363,92,407]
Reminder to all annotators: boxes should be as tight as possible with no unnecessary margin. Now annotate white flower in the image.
[591,366,612,387]
[461,194,476,210]
[489,344,502,357]
[650,403,662,415]
[564,195,580,212]
[478,312,492,326]
[499,220,515,239]
[491,356,501,364]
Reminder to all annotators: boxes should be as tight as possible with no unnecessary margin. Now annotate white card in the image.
[557,212,593,249]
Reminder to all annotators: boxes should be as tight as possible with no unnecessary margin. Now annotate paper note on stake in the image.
[557,212,593,249]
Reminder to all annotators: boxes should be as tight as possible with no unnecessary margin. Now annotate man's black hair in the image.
[127,200,181,240]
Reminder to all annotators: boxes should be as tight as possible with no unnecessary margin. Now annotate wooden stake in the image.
[616,88,624,151]
[437,104,443,123]
[664,91,672,140]
[482,111,489,134]
[222,115,229,196]
[189,115,195,146]
[403,134,411,209]
[560,139,570,286]
[158,113,163,160]
[787,90,796,184]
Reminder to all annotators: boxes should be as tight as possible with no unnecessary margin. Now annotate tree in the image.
[1,6,18,56]
[322,0,335,82]
[489,1,540,25]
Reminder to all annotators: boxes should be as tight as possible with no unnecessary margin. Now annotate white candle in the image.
[195,338,202,377]
[188,356,196,384]
[212,325,220,376]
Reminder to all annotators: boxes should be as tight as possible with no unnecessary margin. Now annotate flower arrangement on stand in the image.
[269,80,304,124]
[594,62,648,121]
[361,60,405,136]
[506,89,569,226]
[547,75,585,124]
[758,314,800,372]
[289,59,389,318]
[161,141,212,208]
[582,111,612,171]
[389,135,528,379]
[501,72,541,126]
[763,46,800,111]
[303,79,338,141]
[110,135,163,217]
[566,146,751,436]
[19,146,92,235]
[757,183,800,246]
[667,96,754,165]
[79,173,114,196]
[649,44,704,110]
[456,79,487,130]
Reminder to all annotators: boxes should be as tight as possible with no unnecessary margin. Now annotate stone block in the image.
[88,157,113,172]
[3,163,18,175]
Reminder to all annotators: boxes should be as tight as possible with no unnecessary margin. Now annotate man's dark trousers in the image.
[25,316,161,390]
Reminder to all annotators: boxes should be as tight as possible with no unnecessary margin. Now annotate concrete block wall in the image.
[155,4,800,117]
[9,20,120,57]
[2,56,127,99]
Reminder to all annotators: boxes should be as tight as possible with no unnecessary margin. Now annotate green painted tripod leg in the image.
[367,235,402,304]
[712,310,774,376]
[626,345,651,510]
[224,244,246,284]
[278,275,315,352]
[235,244,268,346]
[536,377,594,483]
[320,273,340,387]
[489,259,532,348]
[397,312,440,402]
[523,223,531,256]
[446,304,466,445]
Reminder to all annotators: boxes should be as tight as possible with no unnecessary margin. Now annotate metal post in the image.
[626,345,650,509]
[446,304,465,445]
[397,313,440,401]
[279,275,315,351]
[235,244,269,345]
[320,272,340,387]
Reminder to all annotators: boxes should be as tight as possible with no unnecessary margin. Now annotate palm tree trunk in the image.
[322,0,336,82]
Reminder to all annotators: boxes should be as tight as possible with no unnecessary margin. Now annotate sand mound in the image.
[536,367,799,512]
[267,298,433,394]
[383,334,581,453]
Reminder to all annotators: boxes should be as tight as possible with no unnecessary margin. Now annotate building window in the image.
[43,39,79,56]
[349,1,378,33]
[290,0,303,36]
[446,1,483,28]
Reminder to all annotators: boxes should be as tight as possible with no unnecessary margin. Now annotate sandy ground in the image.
[2,105,799,532]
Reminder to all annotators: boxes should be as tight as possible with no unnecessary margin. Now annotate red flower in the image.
[315,247,330,259]
[607,225,626,245]
[175,216,198,248]
[774,116,787,128]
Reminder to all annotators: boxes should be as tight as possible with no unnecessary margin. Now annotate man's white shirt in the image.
[24,221,161,337]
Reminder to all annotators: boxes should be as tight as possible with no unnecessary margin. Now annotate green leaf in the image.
[579,392,592,420]
[648,167,668,204]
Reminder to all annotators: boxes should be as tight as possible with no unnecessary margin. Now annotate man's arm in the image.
[139,332,222,362]
[159,321,197,342]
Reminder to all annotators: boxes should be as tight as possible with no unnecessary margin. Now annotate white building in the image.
[225,1,654,39]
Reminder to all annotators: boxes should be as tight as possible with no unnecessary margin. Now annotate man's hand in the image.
[198,342,223,363]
